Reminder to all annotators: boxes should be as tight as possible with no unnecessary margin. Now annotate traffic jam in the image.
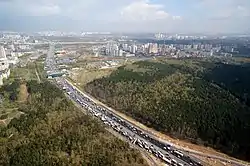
[56,78,203,166]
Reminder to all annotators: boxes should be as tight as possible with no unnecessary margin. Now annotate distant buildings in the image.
[148,43,158,54]
[0,46,10,85]
[0,69,10,85]
[0,46,6,60]
[0,46,9,70]
[119,49,124,57]
[95,34,247,58]
[105,42,123,57]
[154,33,208,40]
[132,44,137,54]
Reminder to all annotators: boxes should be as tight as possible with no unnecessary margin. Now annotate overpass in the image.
[47,72,66,78]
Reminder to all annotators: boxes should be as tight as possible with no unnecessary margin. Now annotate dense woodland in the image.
[0,80,20,102]
[85,59,250,161]
[0,80,147,166]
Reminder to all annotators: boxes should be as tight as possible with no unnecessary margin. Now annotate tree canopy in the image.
[85,59,250,161]
[0,80,147,166]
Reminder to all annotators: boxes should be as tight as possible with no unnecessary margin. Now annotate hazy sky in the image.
[0,0,250,33]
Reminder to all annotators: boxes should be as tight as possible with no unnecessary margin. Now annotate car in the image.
[104,121,109,125]
[122,131,127,136]
[173,150,184,158]
[101,116,106,121]
[158,151,164,158]
[171,159,177,164]
[162,156,171,164]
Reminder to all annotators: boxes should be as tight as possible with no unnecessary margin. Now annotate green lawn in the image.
[9,63,37,81]
[70,68,114,87]
[8,61,45,82]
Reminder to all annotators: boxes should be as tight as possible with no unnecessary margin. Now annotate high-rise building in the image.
[123,44,128,51]
[210,50,214,56]
[0,45,10,85]
[132,45,137,54]
[149,43,158,54]
[128,46,132,53]
[10,44,15,51]
[113,44,119,56]
[0,46,7,61]
[119,49,123,57]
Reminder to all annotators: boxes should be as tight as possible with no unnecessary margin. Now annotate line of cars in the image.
[55,78,203,166]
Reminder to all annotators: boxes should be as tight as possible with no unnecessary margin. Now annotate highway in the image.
[45,44,56,72]
[55,77,202,166]
[44,44,248,166]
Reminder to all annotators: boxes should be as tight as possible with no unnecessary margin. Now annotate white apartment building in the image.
[0,46,10,86]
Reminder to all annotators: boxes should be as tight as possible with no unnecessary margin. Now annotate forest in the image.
[85,59,250,161]
[0,80,147,166]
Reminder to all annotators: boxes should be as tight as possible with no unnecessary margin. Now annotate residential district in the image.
[1,31,250,84]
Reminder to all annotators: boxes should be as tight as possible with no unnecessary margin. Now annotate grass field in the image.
[9,63,38,81]
[124,63,152,73]
[69,56,133,87]
[232,57,250,63]
[8,61,45,82]
[70,68,115,87]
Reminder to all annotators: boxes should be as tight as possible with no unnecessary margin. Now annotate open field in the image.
[18,83,29,102]
[69,56,135,87]
[70,68,115,87]
[124,63,152,73]
[8,61,45,83]
[232,57,250,63]
[9,63,38,81]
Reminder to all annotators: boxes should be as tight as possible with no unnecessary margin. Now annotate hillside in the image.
[0,80,148,166]
[85,59,250,161]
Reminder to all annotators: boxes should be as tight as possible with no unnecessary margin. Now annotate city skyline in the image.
[0,0,250,33]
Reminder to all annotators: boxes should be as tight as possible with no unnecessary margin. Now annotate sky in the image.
[0,0,250,34]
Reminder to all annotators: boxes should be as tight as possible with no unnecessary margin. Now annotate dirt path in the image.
[18,83,29,102]
[0,120,6,126]
[35,69,41,83]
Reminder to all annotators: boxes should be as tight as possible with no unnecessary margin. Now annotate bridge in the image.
[47,71,67,78]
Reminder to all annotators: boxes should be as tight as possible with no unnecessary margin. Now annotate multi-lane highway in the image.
[55,77,204,166]
[45,44,56,73]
